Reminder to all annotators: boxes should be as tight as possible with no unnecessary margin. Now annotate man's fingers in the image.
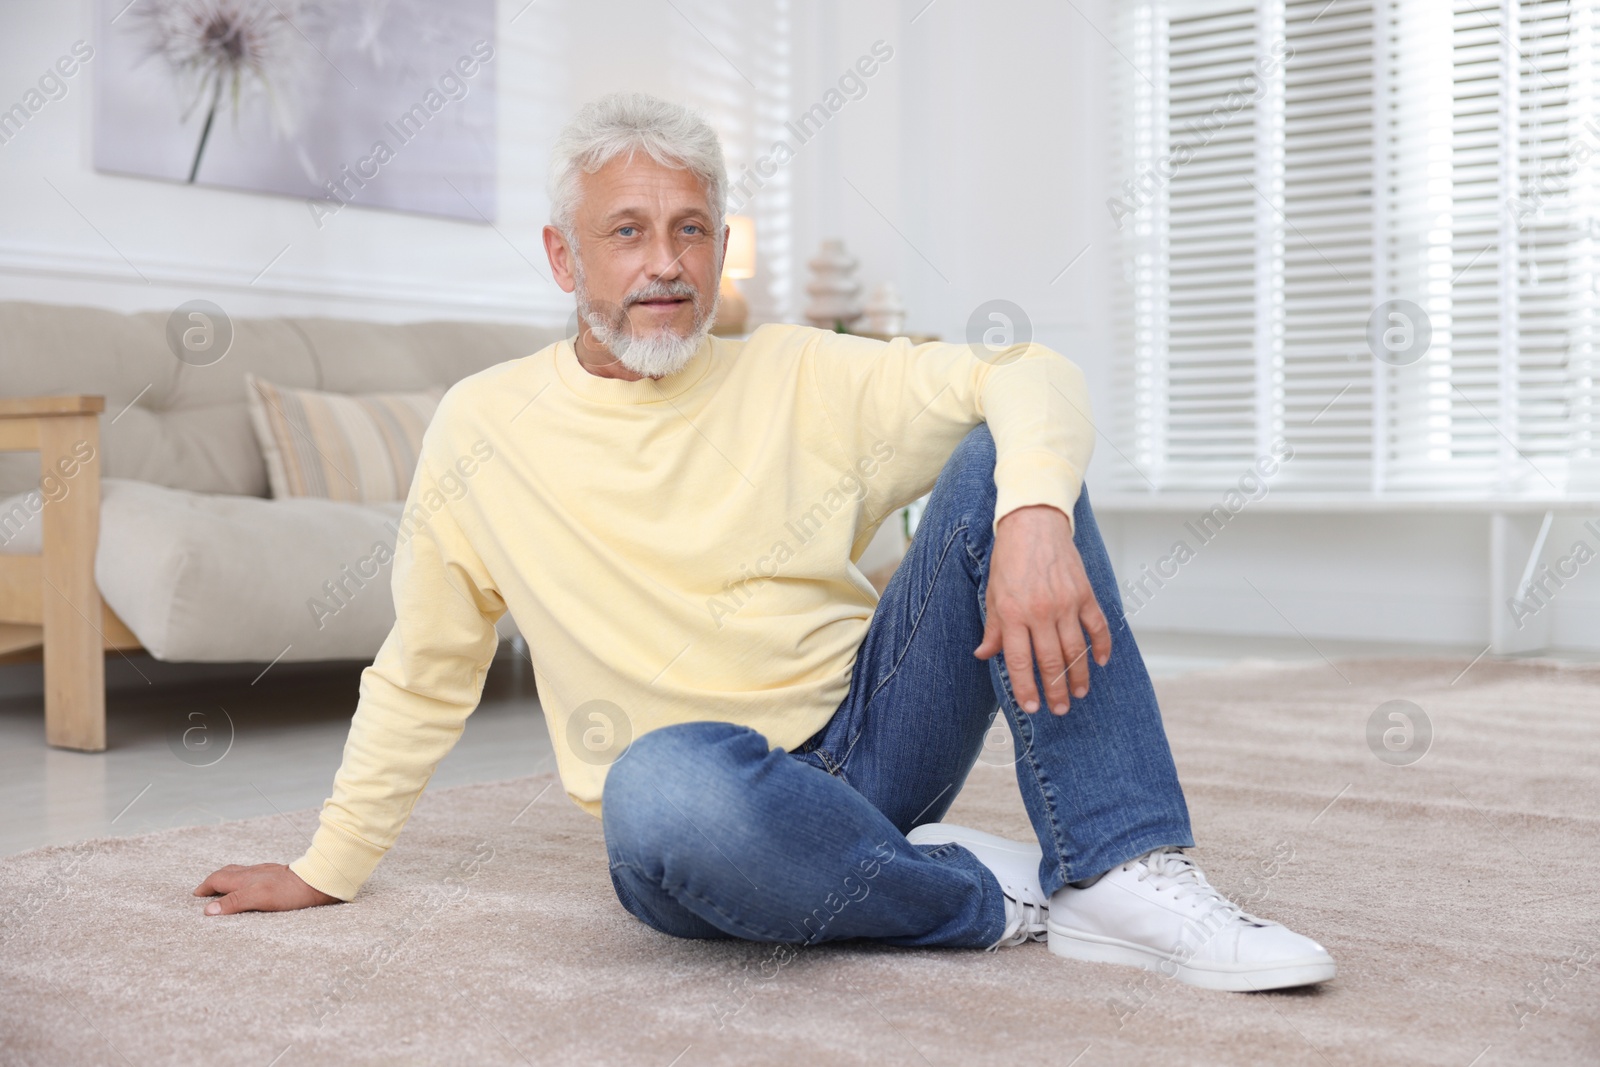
[1058,618,1092,701]
[193,866,241,897]
[1002,623,1042,712]
[974,610,1003,660]
[1032,623,1071,715]
[204,887,262,916]
[1083,593,1112,666]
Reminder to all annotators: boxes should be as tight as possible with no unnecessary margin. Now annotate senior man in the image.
[195,92,1334,992]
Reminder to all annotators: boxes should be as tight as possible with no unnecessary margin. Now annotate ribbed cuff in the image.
[288,820,389,902]
[992,449,1084,538]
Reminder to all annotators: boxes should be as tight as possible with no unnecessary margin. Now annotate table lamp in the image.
[712,215,756,335]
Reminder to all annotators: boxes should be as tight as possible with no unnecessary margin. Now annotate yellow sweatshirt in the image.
[289,323,1094,900]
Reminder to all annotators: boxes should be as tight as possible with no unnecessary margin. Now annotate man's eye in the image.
[617,226,638,237]
[682,224,702,235]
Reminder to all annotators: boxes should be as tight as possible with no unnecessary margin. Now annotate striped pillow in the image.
[244,373,444,502]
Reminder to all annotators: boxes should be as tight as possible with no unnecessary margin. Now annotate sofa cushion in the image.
[245,374,442,502]
[0,302,315,500]
[287,317,551,394]
[0,479,516,663]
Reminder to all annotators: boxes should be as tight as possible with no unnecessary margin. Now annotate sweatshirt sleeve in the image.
[806,330,1096,535]
[288,456,505,901]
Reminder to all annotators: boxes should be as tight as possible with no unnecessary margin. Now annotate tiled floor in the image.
[0,631,1582,858]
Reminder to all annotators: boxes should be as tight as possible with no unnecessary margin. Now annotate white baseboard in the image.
[1119,584,1488,647]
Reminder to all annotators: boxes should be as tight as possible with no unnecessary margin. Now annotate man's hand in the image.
[974,504,1111,715]
[193,863,342,916]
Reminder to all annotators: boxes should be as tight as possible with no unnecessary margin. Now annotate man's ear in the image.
[543,225,577,294]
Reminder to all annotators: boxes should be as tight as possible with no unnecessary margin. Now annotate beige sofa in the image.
[0,300,566,751]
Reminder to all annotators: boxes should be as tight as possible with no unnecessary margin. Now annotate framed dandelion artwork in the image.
[93,0,497,223]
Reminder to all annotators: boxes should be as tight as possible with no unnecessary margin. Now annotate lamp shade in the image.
[723,215,757,279]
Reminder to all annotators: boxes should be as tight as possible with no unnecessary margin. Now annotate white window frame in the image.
[1112,0,1600,499]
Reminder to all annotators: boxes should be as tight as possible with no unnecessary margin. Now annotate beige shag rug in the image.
[3,658,1598,1066]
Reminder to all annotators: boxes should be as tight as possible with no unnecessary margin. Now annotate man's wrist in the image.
[288,826,384,903]
[996,503,1071,531]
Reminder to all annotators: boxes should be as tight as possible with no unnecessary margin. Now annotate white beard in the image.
[604,317,709,378]
[574,261,719,379]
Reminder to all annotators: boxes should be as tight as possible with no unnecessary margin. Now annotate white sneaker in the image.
[906,823,1048,951]
[1047,846,1336,991]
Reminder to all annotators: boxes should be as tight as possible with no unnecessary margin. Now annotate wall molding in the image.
[0,241,571,324]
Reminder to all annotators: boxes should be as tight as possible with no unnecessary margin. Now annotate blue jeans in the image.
[602,423,1193,949]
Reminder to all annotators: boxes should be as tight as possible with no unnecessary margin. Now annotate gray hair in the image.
[548,92,728,249]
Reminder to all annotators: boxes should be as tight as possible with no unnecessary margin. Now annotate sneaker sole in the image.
[1046,923,1336,992]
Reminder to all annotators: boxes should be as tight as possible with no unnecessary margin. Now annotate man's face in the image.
[544,154,725,379]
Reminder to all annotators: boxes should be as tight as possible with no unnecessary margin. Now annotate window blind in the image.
[1114,0,1600,494]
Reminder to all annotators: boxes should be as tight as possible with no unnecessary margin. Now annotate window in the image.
[1112,0,1600,495]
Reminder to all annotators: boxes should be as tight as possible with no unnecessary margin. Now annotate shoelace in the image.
[988,897,1049,951]
[1132,847,1263,927]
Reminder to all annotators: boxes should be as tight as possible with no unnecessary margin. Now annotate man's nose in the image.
[644,228,686,280]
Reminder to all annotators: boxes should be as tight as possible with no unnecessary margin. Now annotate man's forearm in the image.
[979,345,1095,536]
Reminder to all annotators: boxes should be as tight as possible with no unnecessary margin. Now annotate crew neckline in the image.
[554,334,717,405]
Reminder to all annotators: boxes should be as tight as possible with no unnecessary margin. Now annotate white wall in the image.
[1096,510,1600,652]
[0,0,790,325]
[782,0,1118,423]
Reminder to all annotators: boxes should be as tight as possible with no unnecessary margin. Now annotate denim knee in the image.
[601,720,770,859]
[952,421,997,469]
[954,423,998,491]
[924,423,999,564]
